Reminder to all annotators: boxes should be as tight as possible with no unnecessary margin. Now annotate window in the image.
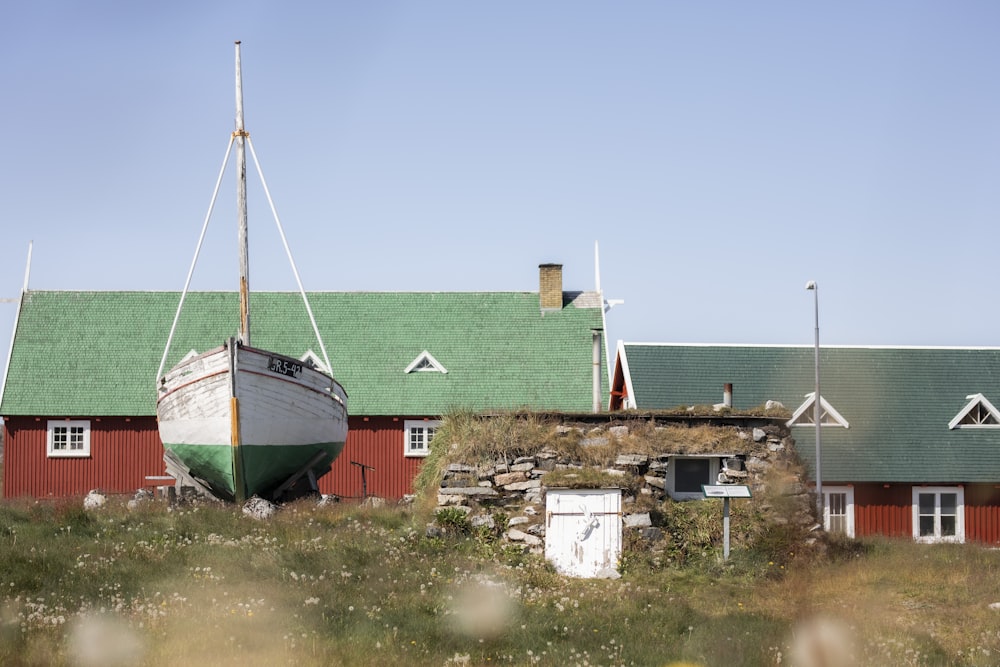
[676,459,710,493]
[404,351,447,374]
[404,420,440,457]
[912,487,964,543]
[948,394,1000,429]
[668,456,720,500]
[786,393,850,428]
[47,420,91,458]
[299,349,330,374]
[823,486,855,537]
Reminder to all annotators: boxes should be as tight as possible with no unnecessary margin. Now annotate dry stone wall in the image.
[429,419,817,557]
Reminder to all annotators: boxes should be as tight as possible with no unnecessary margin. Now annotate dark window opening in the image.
[676,458,710,493]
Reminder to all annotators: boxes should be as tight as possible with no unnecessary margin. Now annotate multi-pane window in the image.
[913,487,964,543]
[828,493,847,533]
[403,420,440,457]
[787,394,850,428]
[949,393,1000,429]
[404,351,447,374]
[823,486,855,537]
[958,403,999,425]
[47,420,91,458]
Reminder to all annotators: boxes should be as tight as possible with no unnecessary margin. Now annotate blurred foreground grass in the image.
[1,496,999,666]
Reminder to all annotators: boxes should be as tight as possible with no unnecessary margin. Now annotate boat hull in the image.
[156,342,348,501]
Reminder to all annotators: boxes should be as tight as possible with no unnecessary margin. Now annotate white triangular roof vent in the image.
[786,392,849,428]
[404,350,447,374]
[948,393,1000,429]
[299,349,330,374]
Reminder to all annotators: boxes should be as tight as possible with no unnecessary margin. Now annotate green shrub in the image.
[435,506,471,534]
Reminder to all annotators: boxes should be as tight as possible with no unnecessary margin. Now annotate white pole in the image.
[592,329,601,412]
[723,497,731,561]
[806,280,823,520]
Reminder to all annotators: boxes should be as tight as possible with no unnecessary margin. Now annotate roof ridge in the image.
[620,341,1000,351]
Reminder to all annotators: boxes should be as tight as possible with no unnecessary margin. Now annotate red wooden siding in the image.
[852,483,912,538]
[4,415,426,501]
[963,484,1000,544]
[320,417,425,500]
[848,482,1000,544]
[9,414,1000,534]
[2,417,166,498]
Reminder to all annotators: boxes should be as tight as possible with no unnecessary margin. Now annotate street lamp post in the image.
[806,281,823,522]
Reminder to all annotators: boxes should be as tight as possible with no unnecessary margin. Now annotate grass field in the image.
[1,495,999,667]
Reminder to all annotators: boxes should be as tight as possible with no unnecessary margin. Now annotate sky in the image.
[3,1,1000,379]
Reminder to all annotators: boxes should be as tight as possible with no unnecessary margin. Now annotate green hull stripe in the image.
[164,442,344,501]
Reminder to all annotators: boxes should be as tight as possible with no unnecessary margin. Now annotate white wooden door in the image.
[545,489,622,577]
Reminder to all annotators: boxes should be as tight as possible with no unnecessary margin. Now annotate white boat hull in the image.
[156,341,348,500]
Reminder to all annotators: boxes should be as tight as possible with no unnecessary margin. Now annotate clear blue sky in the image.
[3,1,1000,378]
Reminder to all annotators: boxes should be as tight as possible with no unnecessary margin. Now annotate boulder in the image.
[242,496,278,520]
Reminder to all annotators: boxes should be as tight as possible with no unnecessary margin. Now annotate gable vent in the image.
[299,349,330,374]
[786,392,849,428]
[404,351,447,374]
[949,393,1000,429]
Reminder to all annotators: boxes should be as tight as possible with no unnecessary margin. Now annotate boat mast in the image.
[235,40,251,345]
[232,41,249,503]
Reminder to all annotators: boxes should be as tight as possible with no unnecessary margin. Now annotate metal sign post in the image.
[702,485,752,561]
[351,461,376,500]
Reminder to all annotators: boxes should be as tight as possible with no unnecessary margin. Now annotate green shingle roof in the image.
[619,343,1000,484]
[1,290,606,417]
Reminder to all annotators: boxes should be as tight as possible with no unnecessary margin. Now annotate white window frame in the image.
[667,456,721,501]
[912,486,965,544]
[299,349,330,374]
[823,486,855,538]
[47,420,91,458]
[404,350,447,374]
[786,392,850,428]
[403,420,440,458]
[948,393,1000,429]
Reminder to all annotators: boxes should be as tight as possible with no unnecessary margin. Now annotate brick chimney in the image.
[539,263,563,311]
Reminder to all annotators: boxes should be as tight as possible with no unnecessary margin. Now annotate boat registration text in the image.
[268,356,303,378]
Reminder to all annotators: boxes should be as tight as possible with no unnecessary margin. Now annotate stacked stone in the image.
[431,420,816,555]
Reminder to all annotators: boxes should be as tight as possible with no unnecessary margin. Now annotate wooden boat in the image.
[155,42,348,503]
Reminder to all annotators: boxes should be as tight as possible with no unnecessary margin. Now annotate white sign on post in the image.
[702,485,752,560]
[702,485,752,498]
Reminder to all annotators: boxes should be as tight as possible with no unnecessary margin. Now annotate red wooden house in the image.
[1,264,608,500]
